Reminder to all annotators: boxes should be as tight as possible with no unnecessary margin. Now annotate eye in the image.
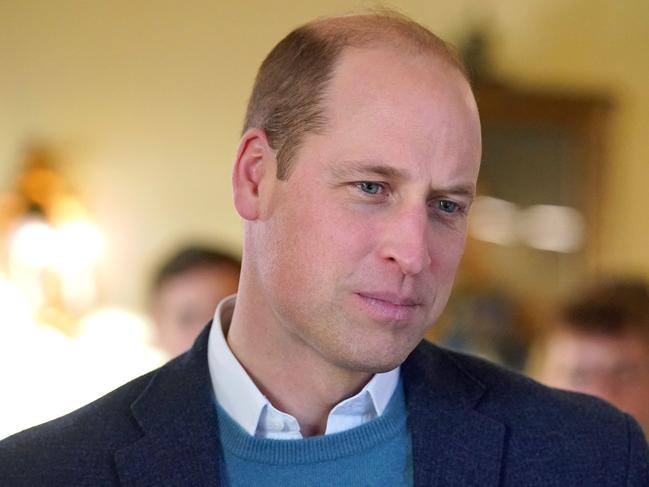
[436,199,461,213]
[356,181,384,195]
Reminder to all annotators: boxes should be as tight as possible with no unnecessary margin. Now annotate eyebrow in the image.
[435,184,476,198]
[329,160,404,180]
[329,159,476,198]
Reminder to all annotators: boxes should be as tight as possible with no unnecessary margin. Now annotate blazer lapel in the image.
[403,342,505,487]
[112,327,504,486]
[114,325,223,487]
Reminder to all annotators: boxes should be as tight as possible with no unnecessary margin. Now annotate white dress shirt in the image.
[207,295,400,439]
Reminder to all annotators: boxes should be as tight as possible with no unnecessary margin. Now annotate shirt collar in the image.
[207,295,400,437]
[208,295,267,435]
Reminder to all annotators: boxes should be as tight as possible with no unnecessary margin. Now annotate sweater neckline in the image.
[214,381,408,465]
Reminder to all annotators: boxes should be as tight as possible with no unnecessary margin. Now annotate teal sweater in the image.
[214,381,413,487]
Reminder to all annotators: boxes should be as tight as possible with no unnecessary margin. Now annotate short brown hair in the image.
[526,278,649,375]
[243,12,466,180]
[559,278,649,341]
[152,245,240,295]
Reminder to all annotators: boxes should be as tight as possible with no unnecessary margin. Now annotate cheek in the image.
[428,228,468,272]
[262,202,340,293]
[293,197,374,260]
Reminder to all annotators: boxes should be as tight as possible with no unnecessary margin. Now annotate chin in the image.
[334,342,416,374]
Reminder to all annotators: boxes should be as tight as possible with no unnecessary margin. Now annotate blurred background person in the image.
[150,245,240,358]
[529,278,649,437]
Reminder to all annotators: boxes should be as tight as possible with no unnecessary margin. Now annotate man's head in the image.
[242,13,468,180]
[531,279,649,436]
[232,13,481,375]
[151,246,240,357]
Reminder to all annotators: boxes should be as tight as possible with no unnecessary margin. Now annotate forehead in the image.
[328,44,474,108]
[550,329,649,363]
[304,45,481,182]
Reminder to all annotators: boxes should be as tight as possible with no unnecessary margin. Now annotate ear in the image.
[232,128,275,221]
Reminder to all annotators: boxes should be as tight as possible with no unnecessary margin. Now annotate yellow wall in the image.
[1,1,647,309]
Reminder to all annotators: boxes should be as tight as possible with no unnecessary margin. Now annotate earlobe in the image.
[232,128,274,221]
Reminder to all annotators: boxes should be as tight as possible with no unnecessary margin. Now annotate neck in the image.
[227,280,372,436]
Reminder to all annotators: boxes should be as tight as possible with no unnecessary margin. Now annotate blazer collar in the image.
[402,341,505,487]
[114,324,223,486]
[114,326,504,486]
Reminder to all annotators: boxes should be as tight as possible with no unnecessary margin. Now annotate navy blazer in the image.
[1,324,648,486]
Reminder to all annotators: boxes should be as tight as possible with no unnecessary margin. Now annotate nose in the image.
[378,204,431,276]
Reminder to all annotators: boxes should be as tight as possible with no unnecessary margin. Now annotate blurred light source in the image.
[75,308,165,398]
[0,305,164,440]
[8,218,57,269]
[469,196,518,245]
[0,144,107,332]
[469,195,585,253]
[0,274,32,328]
[517,204,585,253]
[54,220,104,311]
[0,145,163,441]
[54,220,104,273]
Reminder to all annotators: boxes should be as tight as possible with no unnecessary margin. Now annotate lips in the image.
[354,292,422,322]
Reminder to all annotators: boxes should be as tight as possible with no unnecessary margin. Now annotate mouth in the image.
[354,292,422,322]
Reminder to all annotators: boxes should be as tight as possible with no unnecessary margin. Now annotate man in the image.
[150,245,240,358]
[1,13,647,486]
[530,278,649,437]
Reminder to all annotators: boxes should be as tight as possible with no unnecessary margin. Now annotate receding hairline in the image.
[303,12,467,79]
[242,11,469,180]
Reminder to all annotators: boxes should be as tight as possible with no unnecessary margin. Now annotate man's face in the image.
[538,329,649,436]
[153,267,239,357]
[248,46,481,374]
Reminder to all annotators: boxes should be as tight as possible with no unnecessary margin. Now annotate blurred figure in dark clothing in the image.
[150,246,240,357]
[530,278,649,436]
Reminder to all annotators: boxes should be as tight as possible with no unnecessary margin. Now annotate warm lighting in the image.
[0,145,164,441]
[469,196,518,245]
[55,221,105,272]
[0,274,32,328]
[8,218,57,269]
[74,308,165,403]
[469,195,585,253]
[517,204,584,253]
[0,145,107,332]
[0,304,164,440]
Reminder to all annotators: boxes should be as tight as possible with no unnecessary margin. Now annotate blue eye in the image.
[437,200,460,213]
[357,182,382,195]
